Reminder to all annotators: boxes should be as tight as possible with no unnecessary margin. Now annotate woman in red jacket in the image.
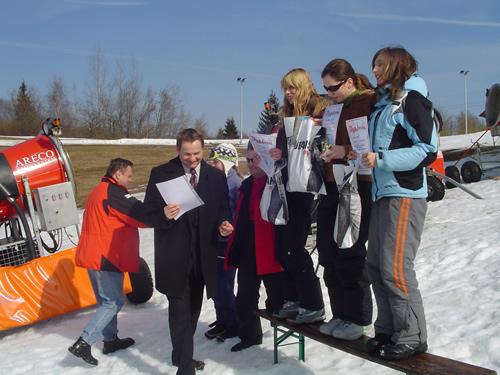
[225,147,284,352]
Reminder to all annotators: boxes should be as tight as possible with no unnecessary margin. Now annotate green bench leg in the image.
[274,323,278,364]
[299,334,305,361]
[272,322,306,364]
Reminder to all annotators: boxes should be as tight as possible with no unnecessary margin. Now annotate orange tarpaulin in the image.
[0,247,131,331]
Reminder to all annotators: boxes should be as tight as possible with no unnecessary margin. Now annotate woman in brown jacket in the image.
[317,59,375,340]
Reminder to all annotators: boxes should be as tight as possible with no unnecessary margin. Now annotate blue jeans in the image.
[81,269,125,345]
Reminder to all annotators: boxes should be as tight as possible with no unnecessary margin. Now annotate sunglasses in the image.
[323,79,347,93]
[246,158,254,163]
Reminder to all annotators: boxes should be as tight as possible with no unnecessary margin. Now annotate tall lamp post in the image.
[237,77,246,144]
[459,70,469,134]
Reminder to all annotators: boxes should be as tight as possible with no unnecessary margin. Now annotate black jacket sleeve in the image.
[142,167,174,229]
[107,184,149,227]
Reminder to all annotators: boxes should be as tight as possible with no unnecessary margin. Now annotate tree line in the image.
[0,50,209,139]
[437,109,486,136]
[0,50,485,139]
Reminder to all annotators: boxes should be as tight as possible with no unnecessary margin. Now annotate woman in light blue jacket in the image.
[362,46,437,361]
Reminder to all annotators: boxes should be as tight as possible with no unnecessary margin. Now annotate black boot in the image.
[366,333,392,354]
[230,337,262,352]
[215,327,238,343]
[68,337,98,366]
[103,337,135,354]
[378,342,428,360]
[204,322,226,340]
[193,359,205,371]
[172,359,205,371]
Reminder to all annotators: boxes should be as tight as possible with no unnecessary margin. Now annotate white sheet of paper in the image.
[322,104,344,145]
[156,176,205,220]
[345,116,372,175]
[283,117,296,139]
[249,132,278,177]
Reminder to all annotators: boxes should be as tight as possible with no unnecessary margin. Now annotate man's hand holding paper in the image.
[156,176,204,220]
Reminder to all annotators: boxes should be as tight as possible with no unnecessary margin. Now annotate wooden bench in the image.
[257,310,497,375]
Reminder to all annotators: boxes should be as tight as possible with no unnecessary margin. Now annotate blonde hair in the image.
[281,68,329,117]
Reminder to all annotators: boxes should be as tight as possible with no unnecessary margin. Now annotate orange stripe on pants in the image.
[393,198,410,294]
[398,199,411,295]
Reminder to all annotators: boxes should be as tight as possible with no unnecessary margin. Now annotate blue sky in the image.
[1,0,499,136]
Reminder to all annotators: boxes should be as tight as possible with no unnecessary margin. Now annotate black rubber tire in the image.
[445,165,461,189]
[461,161,482,183]
[427,175,445,202]
[126,257,154,304]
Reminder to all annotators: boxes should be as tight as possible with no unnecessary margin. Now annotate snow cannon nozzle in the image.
[40,118,62,137]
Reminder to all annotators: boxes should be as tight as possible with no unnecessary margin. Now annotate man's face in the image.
[114,166,134,188]
[178,140,203,169]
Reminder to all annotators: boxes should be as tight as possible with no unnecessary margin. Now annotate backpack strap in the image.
[396,90,440,133]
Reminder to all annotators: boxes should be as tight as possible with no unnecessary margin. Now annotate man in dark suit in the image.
[143,128,233,375]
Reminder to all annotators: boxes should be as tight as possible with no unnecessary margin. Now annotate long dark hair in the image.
[321,59,373,90]
[372,46,417,99]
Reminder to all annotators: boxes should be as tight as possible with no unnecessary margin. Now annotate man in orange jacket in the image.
[68,158,159,366]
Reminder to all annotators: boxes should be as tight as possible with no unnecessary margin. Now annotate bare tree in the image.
[0,97,13,121]
[151,86,189,138]
[455,112,485,135]
[79,48,112,137]
[2,48,200,139]
[0,97,13,134]
[47,76,76,131]
[435,106,455,136]
[136,87,156,138]
[193,115,209,139]
[151,88,174,138]
[122,63,156,138]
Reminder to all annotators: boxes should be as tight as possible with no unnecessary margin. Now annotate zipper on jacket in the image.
[371,110,383,201]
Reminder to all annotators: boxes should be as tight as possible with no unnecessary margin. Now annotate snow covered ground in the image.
[439,130,498,151]
[0,134,499,374]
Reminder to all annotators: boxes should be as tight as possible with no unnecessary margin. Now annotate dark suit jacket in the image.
[143,157,230,298]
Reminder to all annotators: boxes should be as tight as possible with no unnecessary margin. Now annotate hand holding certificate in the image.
[321,103,344,146]
[345,116,372,175]
[156,176,205,220]
[249,132,278,177]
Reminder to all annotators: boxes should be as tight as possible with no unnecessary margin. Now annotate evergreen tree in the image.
[13,81,41,135]
[257,90,280,134]
[223,116,238,138]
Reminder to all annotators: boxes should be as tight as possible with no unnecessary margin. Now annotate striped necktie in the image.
[189,168,197,187]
